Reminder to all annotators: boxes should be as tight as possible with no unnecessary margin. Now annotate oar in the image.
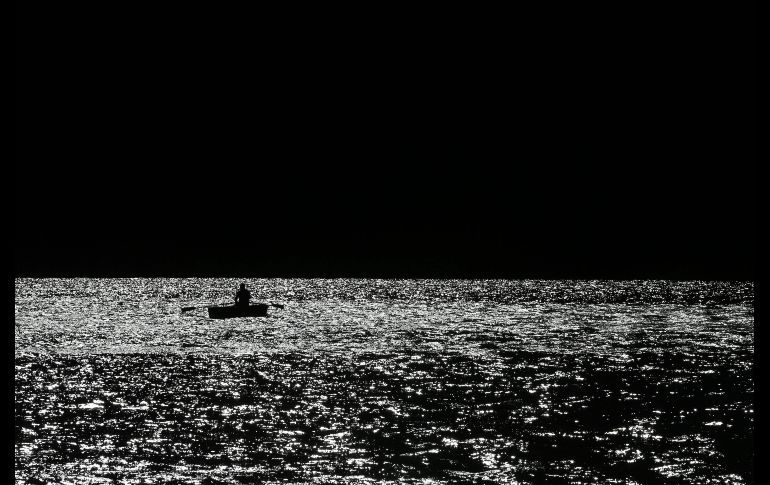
[181,302,231,313]
[182,302,285,312]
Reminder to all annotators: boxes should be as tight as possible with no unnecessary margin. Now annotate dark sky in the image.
[15,3,755,279]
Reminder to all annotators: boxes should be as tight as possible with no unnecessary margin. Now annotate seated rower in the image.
[234,283,251,307]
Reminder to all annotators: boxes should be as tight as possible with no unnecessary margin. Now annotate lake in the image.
[15,278,754,484]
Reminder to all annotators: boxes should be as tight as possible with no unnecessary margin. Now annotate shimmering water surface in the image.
[15,279,754,484]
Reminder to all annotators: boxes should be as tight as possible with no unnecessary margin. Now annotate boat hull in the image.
[207,304,268,319]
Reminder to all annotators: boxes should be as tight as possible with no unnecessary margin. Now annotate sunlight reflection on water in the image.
[15,279,753,484]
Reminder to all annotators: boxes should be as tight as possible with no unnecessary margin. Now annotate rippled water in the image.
[15,279,754,484]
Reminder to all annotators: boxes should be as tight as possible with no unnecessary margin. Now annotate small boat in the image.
[207,303,269,319]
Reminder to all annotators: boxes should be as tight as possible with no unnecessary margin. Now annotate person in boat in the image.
[234,283,251,307]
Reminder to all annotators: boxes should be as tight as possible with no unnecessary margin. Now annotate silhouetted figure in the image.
[234,283,251,307]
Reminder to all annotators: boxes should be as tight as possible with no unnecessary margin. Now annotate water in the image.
[15,279,754,484]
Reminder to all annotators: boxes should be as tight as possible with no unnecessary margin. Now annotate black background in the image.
[15,3,756,278]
